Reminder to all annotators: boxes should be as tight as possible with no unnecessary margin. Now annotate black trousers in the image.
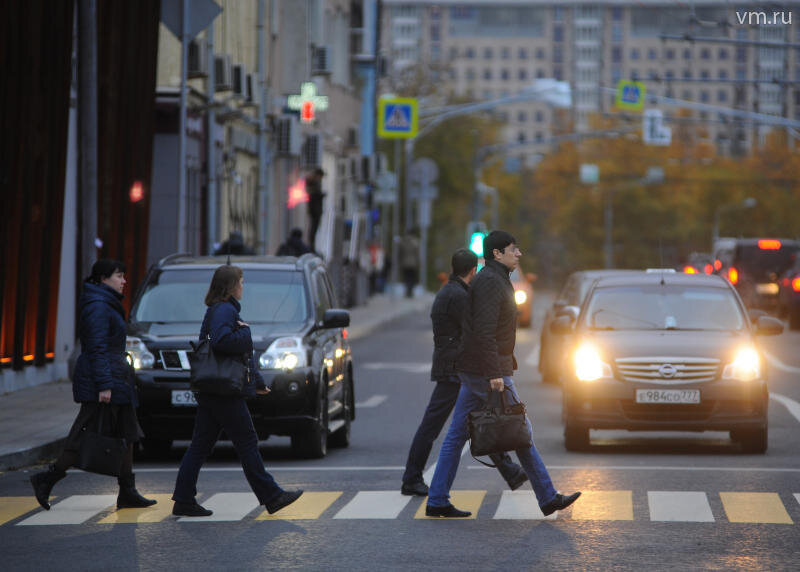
[403,380,524,487]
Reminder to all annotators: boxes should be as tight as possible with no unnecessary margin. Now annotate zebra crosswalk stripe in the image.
[720,492,793,524]
[0,497,44,526]
[648,491,715,522]
[98,494,175,524]
[493,491,556,520]
[571,490,634,521]
[17,495,117,526]
[178,493,260,522]
[256,492,342,520]
[333,491,410,519]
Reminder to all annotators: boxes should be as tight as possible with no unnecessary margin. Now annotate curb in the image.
[346,295,433,341]
[0,438,67,472]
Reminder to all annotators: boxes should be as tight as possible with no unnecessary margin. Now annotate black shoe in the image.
[117,474,158,509]
[401,481,429,496]
[507,471,528,492]
[30,465,66,510]
[172,501,213,517]
[425,504,472,518]
[265,490,303,514]
[541,492,582,516]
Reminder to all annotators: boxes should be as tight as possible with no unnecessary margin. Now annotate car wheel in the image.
[789,307,800,330]
[140,438,173,459]
[564,424,589,451]
[292,379,329,459]
[736,426,768,454]
[329,370,353,449]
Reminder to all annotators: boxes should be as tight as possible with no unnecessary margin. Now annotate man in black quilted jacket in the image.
[400,249,527,496]
[425,231,581,518]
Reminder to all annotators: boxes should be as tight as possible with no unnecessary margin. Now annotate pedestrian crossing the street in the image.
[2,490,798,526]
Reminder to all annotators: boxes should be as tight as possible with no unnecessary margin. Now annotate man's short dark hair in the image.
[483,230,516,260]
[451,248,478,277]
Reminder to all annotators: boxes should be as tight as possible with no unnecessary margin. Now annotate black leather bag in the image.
[76,406,127,477]
[468,389,532,457]
[188,335,249,396]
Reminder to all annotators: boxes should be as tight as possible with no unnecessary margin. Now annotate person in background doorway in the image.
[398,229,421,298]
[276,228,312,257]
[306,168,326,249]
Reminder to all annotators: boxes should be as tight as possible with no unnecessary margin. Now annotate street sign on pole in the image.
[615,80,646,111]
[642,109,672,146]
[377,97,418,139]
[409,157,438,186]
[580,164,599,185]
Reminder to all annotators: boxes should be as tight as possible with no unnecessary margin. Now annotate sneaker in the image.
[425,503,472,518]
[265,490,304,514]
[172,501,213,517]
[401,481,429,496]
[541,492,582,516]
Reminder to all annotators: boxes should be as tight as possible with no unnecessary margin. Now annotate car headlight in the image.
[574,342,612,382]
[126,336,155,370]
[259,336,307,371]
[722,346,761,382]
[514,290,527,305]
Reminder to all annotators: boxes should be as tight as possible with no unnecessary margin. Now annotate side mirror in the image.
[555,305,580,321]
[755,315,783,336]
[322,309,350,329]
[525,272,537,284]
[550,315,574,335]
[748,308,768,323]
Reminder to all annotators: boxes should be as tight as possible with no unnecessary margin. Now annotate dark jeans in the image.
[403,380,524,488]
[172,394,283,505]
[402,268,417,298]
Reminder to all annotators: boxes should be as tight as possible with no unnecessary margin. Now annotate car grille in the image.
[159,350,191,371]
[621,401,715,422]
[615,357,720,384]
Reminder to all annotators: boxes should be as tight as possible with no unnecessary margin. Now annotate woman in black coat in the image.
[171,264,303,517]
[30,259,156,510]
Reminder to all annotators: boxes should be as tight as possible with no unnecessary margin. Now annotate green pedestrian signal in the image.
[469,231,486,257]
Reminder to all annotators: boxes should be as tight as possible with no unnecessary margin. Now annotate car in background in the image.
[538,269,640,384]
[713,238,800,312]
[777,255,800,329]
[554,271,783,453]
[127,253,354,459]
[680,252,714,275]
[510,267,536,328]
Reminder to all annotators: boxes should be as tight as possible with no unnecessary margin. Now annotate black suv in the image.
[126,253,354,458]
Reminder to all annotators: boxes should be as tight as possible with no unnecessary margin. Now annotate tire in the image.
[564,424,589,451]
[292,380,329,459]
[329,370,353,448]
[789,307,800,330]
[737,426,768,454]
[140,438,173,459]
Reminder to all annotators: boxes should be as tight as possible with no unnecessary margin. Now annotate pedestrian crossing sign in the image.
[378,97,418,139]
[615,80,646,111]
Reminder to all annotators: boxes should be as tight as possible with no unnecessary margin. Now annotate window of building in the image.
[700,70,710,79]
[501,68,510,80]
[737,28,748,40]
[554,66,563,80]
[665,49,675,60]
[631,69,639,80]
[683,48,692,60]
[553,24,563,42]
[484,47,493,59]
[647,69,658,80]
[518,131,526,143]
[536,48,545,60]
[466,47,475,59]
[736,47,746,63]
[517,111,527,122]
[612,46,622,63]
[501,47,511,60]
[630,48,640,60]
[717,89,728,102]
[682,89,692,100]
[449,47,458,59]
[501,89,509,98]
[665,69,674,80]
[648,48,657,60]
[736,66,746,80]
[536,110,544,122]
[553,45,563,63]
[701,48,710,59]
[611,66,622,83]
[535,132,543,142]
[431,25,440,41]
[536,68,545,79]
[518,68,528,80]
[612,6,623,21]
[612,23,623,43]
[518,47,528,60]
[700,90,709,102]
[718,48,728,60]
[466,68,475,80]
[483,89,493,100]
[554,7,564,21]
[450,68,457,80]
[483,68,492,80]
[683,69,692,80]
[718,69,728,80]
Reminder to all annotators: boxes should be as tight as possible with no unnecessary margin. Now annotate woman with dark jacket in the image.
[30,259,156,510]
[171,264,303,517]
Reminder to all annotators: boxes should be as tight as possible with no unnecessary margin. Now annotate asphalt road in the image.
[2,296,800,571]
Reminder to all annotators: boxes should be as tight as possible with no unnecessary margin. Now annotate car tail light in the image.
[683,265,697,274]
[714,259,722,271]
[793,277,800,292]
[758,239,781,250]
[703,264,713,274]
[728,267,739,285]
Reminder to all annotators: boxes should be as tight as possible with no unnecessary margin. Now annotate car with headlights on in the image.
[553,271,783,453]
[126,253,354,459]
[510,267,536,328]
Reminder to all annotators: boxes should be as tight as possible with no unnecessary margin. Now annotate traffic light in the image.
[469,231,486,257]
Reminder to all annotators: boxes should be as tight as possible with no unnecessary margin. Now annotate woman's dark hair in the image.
[85,259,126,284]
[483,230,516,260]
[205,265,243,306]
[451,248,478,278]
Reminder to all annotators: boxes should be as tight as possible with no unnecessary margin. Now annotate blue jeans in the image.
[172,394,283,505]
[427,373,557,508]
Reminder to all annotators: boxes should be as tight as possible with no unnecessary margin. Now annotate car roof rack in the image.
[645,268,676,273]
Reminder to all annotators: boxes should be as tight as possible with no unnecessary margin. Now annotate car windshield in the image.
[584,285,745,331]
[131,268,310,324]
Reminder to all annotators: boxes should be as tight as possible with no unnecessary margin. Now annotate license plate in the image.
[171,390,197,406]
[635,389,700,404]
[756,283,779,295]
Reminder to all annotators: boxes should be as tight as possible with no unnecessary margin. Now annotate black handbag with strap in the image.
[188,306,250,396]
[76,405,127,477]
[468,388,532,458]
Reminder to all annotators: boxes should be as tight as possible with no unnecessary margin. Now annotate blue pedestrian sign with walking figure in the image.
[615,80,646,111]
[377,97,418,139]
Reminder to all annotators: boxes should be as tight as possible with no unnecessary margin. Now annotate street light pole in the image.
[604,188,614,268]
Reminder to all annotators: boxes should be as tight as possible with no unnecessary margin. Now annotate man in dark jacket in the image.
[401,249,527,496]
[276,228,312,257]
[425,231,582,518]
[306,168,325,248]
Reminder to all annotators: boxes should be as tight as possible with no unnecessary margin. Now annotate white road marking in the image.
[422,442,470,484]
[770,392,800,424]
[764,352,800,375]
[361,362,431,374]
[526,343,540,367]
[332,491,411,519]
[178,492,260,522]
[17,495,116,526]
[355,394,388,408]
[648,491,715,522]
[468,465,800,473]
[494,491,555,520]
[795,493,800,508]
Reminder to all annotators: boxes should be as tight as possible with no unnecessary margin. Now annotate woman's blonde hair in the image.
[204,265,243,306]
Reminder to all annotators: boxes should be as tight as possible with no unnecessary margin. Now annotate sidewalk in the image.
[0,292,433,472]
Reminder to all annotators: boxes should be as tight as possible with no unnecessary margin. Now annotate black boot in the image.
[117,474,157,509]
[30,465,66,510]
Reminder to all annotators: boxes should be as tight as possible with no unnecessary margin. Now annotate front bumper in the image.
[563,376,768,432]
[134,367,319,440]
